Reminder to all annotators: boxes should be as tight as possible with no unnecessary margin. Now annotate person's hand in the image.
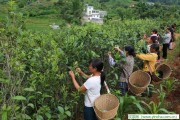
[146,37,151,43]
[76,68,82,74]
[114,46,120,52]
[69,71,75,79]
[143,34,147,39]
[108,51,112,56]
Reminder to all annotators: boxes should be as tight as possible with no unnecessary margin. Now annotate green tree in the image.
[72,0,83,24]
[56,0,83,24]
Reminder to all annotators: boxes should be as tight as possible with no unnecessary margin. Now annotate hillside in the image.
[147,0,180,5]
[0,0,180,120]
[0,0,180,30]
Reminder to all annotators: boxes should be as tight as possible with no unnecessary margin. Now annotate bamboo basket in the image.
[152,64,172,82]
[128,70,151,95]
[155,62,161,69]
[94,94,119,120]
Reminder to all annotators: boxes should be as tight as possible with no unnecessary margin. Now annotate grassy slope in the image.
[0,13,6,21]
[24,0,61,31]
[0,3,7,21]
[25,16,64,32]
[0,0,62,32]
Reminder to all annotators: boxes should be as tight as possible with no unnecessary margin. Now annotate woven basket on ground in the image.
[94,94,119,120]
[152,64,171,82]
[128,70,151,95]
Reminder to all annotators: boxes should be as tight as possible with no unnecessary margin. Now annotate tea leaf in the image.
[24,87,35,92]
[65,111,71,117]
[12,96,26,101]
[58,106,64,114]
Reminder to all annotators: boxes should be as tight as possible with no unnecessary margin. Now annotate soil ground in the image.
[166,33,180,114]
[150,33,180,115]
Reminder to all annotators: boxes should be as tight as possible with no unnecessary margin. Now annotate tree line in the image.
[0,0,179,25]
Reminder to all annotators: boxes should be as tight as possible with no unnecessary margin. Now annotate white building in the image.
[86,5,94,16]
[84,4,107,21]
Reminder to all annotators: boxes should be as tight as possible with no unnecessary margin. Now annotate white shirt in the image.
[147,44,152,53]
[84,76,101,107]
[151,34,158,37]
[163,32,171,44]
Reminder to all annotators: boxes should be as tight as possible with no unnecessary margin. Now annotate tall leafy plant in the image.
[115,94,144,120]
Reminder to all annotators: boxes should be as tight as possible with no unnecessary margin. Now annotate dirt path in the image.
[175,33,180,38]
[166,33,180,114]
[168,33,180,79]
[150,33,180,114]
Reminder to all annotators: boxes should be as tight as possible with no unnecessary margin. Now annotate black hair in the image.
[157,51,160,60]
[172,23,176,28]
[152,29,158,34]
[125,45,135,57]
[150,36,158,43]
[150,43,159,52]
[167,27,171,31]
[89,59,105,86]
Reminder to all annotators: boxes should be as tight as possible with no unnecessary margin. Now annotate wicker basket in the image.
[128,70,151,95]
[155,62,161,69]
[94,94,119,120]
[152,64,172,82]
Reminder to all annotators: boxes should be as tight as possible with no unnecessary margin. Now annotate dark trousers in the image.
[119,82,128,96]
[84,106,97,120]
[157,51,160,60]
[162,43,169,59]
